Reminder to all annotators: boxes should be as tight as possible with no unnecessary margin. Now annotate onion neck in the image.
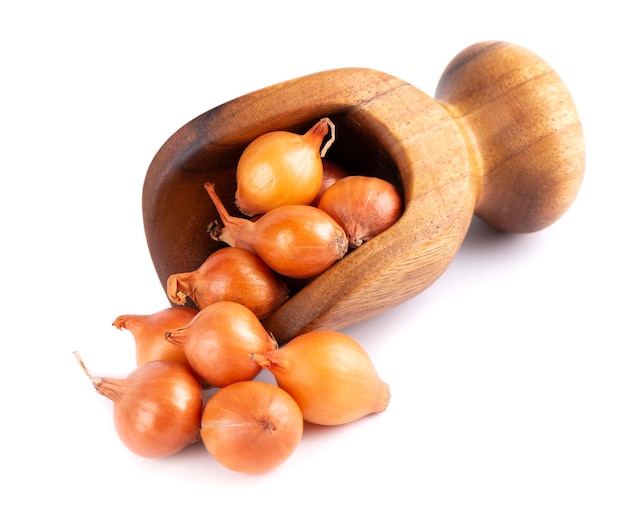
[249,348,286,371]
[92,377,126,403]
[164,328,184,347]
[305,117,335,158]
[166,273,192,305]
[205,182,257,253]
[249,352,272,369]
[75,352,125,403]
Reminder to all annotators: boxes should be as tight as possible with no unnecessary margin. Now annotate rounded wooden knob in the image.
[435,41,585,233]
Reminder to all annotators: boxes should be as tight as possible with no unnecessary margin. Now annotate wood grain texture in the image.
[436,41,585,233]
[143,41,584,343]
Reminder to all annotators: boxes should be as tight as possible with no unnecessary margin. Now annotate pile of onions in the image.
[205,119,403,282]
[79,117,400,475]
[79,314,389,472]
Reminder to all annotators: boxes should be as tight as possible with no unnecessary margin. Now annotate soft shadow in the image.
[301,413,383,442]
[461,215,517,250]
[456,215,534,261]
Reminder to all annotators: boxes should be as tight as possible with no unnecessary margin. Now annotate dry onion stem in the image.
[75,352,203,458]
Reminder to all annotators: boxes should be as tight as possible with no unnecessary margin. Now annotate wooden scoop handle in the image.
[435,41,585,233]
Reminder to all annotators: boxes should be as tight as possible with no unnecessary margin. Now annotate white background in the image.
[2,2,624,525]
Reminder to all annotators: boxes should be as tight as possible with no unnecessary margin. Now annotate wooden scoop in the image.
[142,41,585,344]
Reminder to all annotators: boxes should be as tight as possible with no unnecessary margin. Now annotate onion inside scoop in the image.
[235,118,336,216]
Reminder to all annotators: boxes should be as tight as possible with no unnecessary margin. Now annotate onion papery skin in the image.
[317,175,404,249]
[206,183,348,279]
[234,118,333,216]
[165,301,276,388]
[93,360,204,458]
[201,381,303,474]
[251,330,390,425]
[112,307,198,366]
[166,247,289,319]
[251,205,348,279]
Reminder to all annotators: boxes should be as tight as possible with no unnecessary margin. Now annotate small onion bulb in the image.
[166,247,289,319]
[206,183,348,279]
[201,381,303,474]
[235,118,336,216]
[251,330,390,425]
[76,354,203,458]
[165,301,277,388]
[317,175,404,248]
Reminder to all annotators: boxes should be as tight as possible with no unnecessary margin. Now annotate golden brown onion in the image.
[77,355,204,458]
[317,175,403,248]
[206,183,348,279]
[165,301,276,387]
[235,118,335,216]
[251,330,390,425]
[166,247,289,319]
[201,381,303,474]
